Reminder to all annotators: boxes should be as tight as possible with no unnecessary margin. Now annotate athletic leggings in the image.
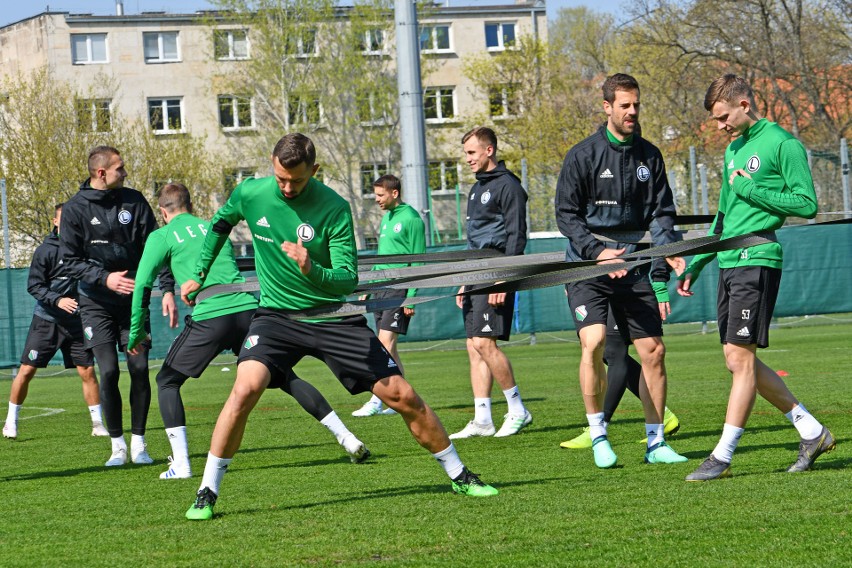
[156,365,334,429]
[92,343,150,437]
[602,333,642,423]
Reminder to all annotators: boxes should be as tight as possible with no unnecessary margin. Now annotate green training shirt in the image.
[685,118,817,282]
[129,212,257,348]
[195,176,358,311]
[372,202,426,299]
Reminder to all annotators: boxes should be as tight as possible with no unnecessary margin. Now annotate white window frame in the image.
[358,93,391,127]
[148,98,185,134]
[359,28,385,55]
[419,24,452,53]
[214,29,250,60]
[70,33,108,64]
[428,160,461,195]
[76,99,112,132]
[360,163,389,196]
[218,95,255,131]
[286,94,323,127]
[485,22,516,51]
[289,29,318,58]
[423,87,456,123]
[489,85,520,119]
[143,31,181,63]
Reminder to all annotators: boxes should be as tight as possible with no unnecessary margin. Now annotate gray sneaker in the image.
[685,455,731,481]
[787,427,836,473]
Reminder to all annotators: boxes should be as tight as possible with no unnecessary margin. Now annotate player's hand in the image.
[57,297,78,314]
[127,335,147,356]
[729,168,752,187]
[162,292,178,328]
[106,270,135,295]
[658,301,672,321]
[282,239,312,275]
[665,256,686,277]
[676,273,694,297]
[488,292,506,307]
[455,286,465,309]
[404,306,415,317]
[596,248,627,279]
[180,279,201,306]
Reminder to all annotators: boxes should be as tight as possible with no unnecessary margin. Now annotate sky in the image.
[0,0,628,28]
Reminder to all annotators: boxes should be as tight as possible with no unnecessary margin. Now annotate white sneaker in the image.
[105,447,128,467]
[351,401,382,417]
[159,456,192,479]
[131,444,154,465]
[380,407,397,415]
[91,422,109,437]
[449,420,496,439]
[340,434,371,463]
[3,422,17,439]
[494,410,533,438]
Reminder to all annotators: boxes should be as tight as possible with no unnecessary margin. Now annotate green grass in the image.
[1,322,849,567]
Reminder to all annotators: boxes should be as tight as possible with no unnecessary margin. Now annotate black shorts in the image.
[20,315,93,368]
[78,296,150,351]
[164,309,255,377]
[717,266,781,349]
[462,285,515,341]
[372,288,411,335]
[565,269,663,340]
[237,309,401,395]
[606,307,631,345]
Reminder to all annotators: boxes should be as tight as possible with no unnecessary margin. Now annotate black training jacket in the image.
[555,125,679,281]
[466,161,527,255]
[27,230,79,324]
[59,180,174,306]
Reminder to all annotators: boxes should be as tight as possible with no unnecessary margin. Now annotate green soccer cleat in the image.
[451,468,498,497]
[685,455,731,481]
[186,487,218,520]
[787,427,836,473]
[639,408,681,444]
[644,441,688,464]
[592,436,617,469]
[560,427,592,449]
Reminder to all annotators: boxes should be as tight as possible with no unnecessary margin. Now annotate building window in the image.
[357,93,390,126]
[76,99,112,132]
[224,168,255,196]
[70,34,108,64]
[359,28,385,54]
[424,87,455,122]
[143,31,180,63]
[489,85,520,118]
[360,163,388,195]
[419,25,451,53]
[287,94,321,127]
[429,160,459,193]
[286,29,318,57]
[218,95,254,130]
[214,29,249,60]
[485,22,516,51]
[148,98,184,133]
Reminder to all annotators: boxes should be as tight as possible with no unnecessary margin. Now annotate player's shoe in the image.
[448,420,496,439]
[644,441,688,464]
[91,422,109,437]
[592,435,617,469]
[186,487,217,520]
[638,408,681,443]
[340,435,371,464]
[105,447,128,467]
[560,427,592,449]
[494,410,533,438]
[380,408,397,415]
[685,455,731,481]
[131,444,154,465]
[3,422,17,439]
[451,468,498,497]
[351,401,383,417]
[787,427,836,473]
[160,456,192,479]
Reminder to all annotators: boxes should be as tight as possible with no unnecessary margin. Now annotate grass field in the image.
[1,321,849,567]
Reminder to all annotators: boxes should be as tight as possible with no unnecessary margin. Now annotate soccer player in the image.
[555,73,687,468]
[127,183,369,480]
[3,203,108,439]
[352,174,425,417]
[182,133,497,520]
[450,126,532,440]
[678,74,835,481]
[59,146,177,467]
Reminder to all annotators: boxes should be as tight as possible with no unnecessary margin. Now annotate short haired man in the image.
[3,204,108,440]
[678,74,835,481]
[182,133,497,521]
[352,174,426,417]
[555,73,687,468]
[127,183,369,480]
[59,146,177,466]
[450,126,533,440]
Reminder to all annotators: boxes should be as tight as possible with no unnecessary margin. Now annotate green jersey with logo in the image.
[373,203,426,299]
[685,119,817,281]
[129,212,257,348]
[195,176,358,310]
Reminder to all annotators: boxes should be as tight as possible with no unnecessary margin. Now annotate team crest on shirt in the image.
[746,155,761,173]
[84,327,93,340]
[28,350,38,361]
[118,209,132,224]
[393,222,402,233]
[480,191,491,205]
[244,335,259,349]
[296,223,315,242]
[636,165,650,182]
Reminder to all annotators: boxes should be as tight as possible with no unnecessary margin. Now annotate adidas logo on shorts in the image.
[481,324,492,333]
[736,327,750,337]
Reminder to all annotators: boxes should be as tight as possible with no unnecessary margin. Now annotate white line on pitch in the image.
[19,407,66,420]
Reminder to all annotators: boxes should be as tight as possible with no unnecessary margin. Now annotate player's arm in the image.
[554,152,605,260]
[26,244,62,307]
[191,187,244,290]
[58,203,110,287]
[300,209,358,296]
[128,232,169,352]
[501,181,528,256]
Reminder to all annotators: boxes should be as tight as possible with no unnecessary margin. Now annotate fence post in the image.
[2,178,17,365]
[689,146,699,214]
[841,138,850,219]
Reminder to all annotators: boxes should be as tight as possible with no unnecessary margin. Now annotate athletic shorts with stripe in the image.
[717,266,781,349]
[20,314,93,368]
[462,284,516,341]
[164,309,255,377]
[371,288,411,335]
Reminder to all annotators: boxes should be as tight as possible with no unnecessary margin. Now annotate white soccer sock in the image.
[587,412,607,440]
[785,404,823,440]
[165,426,190,464]
[473,398,492,424]
[6,402,21,425]
[111,435,127,452]
[432,444,465,480]
[88,404,103,424]
[320,411,351,444]
[502,386,526,417]
[646,423,665,448]
[712,423,743,463]
[200,452,232,495]
[130,433,147,454]
[368,394,383,409]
